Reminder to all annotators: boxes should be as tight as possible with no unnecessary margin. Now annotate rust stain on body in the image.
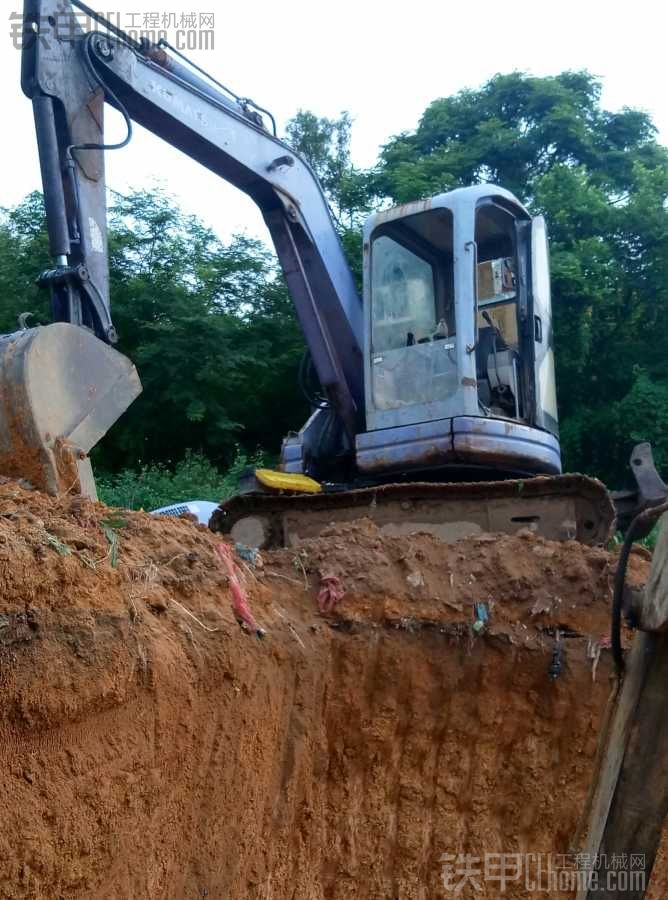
[374,197,433,224]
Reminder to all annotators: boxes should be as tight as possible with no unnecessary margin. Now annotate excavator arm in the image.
[20,0,364,445]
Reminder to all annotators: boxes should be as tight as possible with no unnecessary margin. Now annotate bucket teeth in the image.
[0,323,141,497]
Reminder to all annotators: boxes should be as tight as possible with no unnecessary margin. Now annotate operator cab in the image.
[357,184,560,478]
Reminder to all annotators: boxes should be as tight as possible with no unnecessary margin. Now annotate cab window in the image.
[371,236,436,352]
[475,203,519,348]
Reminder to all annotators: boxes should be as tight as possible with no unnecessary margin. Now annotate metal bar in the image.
[141,44,244,118]
[22,0,112,340]
[264,210,358,437]
[69,0,142,49]
[31,95,70,259]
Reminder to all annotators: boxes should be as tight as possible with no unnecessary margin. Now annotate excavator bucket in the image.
[0,323,141,498]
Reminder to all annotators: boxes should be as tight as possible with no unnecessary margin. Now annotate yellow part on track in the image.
[255,468,322,494]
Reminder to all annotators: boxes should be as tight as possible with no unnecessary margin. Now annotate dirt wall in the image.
[0,484,656,898]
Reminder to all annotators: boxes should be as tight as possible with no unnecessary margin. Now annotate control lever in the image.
[482,309,497,333]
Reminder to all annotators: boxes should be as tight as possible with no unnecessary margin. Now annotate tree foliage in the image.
[0,189,307,474]
[285,109,372,286]
[285,110,372,230]
[0,192,52,332]
[97,447,263,511]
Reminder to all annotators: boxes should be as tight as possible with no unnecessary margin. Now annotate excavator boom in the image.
[21,0,363,440]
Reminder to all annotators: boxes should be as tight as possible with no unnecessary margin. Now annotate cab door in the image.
[529,216,559,435]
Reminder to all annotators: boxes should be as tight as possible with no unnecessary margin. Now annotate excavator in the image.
[11,0,656,549]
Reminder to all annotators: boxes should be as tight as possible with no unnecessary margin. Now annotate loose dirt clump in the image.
[0,483,656,898]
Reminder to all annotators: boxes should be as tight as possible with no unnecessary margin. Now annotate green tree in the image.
[101,189,306,471]
[97,447,264,510]
[374,72,668,484]
[0,192,52,332]
[0,189,308,474]
[285,110,372,285]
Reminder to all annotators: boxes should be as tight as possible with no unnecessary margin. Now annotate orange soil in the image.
[0,482,656,899]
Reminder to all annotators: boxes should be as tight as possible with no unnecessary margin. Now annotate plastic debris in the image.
[216,542,265,638]
[317,573,345,614]
[472,601,489,634]
[234,542,263,568]
[587,638,602,682]
[406,570,425,589]
[549,629,563,680]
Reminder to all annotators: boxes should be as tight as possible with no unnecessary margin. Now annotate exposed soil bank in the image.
[0,484,654,898]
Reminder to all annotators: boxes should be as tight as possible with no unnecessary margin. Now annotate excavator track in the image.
[210,474,615,549]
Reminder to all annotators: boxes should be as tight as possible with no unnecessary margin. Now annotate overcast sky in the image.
[4,0,667,244]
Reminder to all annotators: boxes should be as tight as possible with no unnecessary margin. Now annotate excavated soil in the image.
[0,481,658,899]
